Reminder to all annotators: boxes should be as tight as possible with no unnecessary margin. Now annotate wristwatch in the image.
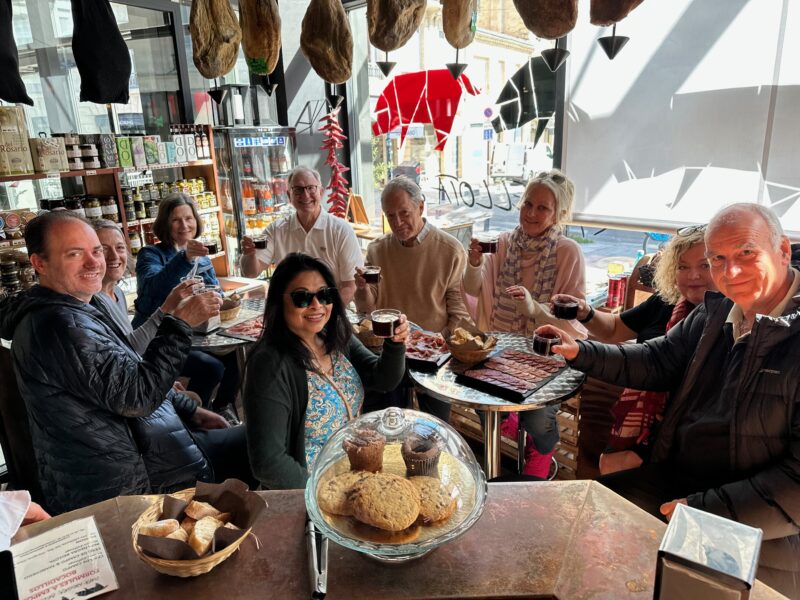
[578,304,595,324]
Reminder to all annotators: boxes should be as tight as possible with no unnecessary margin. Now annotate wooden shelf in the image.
[0,167,120,184]
[120,159,213,174]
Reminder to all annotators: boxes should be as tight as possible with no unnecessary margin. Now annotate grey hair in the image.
[521,168,575,226]
[287,165,322,187]
[708,203,784,248]
[93,219,122,233]
[381,175,424,207]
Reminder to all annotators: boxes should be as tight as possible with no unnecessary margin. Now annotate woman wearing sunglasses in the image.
[242,253,408,489]
[550,225,716,475]
[463,169,586,479]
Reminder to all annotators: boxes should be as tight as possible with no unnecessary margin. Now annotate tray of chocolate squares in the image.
[453,348,567,402]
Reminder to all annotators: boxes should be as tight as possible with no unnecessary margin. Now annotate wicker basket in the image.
[220,304,242,322]
[131,488,252,577]
[445,341,494,365]
[354,326,384,351]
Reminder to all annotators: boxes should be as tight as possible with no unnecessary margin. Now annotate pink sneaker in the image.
[522,438,555,479]
[499,412,519,439]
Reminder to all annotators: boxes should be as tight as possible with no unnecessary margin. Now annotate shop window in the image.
[1,1,184,210]
[177,0,255,126]
[346,0,556,231]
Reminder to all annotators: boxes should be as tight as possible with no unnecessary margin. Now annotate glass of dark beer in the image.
[371,309,401,337]
[532,332,561,356]
[363,266,382,284]
[553,299,579,320]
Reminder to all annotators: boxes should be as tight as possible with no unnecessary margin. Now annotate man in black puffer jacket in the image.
[0,211,225,514]
[538,204,800,597]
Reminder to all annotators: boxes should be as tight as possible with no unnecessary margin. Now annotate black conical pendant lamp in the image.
[598,23,629,60]
[376,51,396,77]
[446,48,468,80]
[540,37,569,72]
[208,88,227,104]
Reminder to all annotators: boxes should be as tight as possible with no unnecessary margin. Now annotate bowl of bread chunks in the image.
[444,320,497,365]
[132,479,266,576]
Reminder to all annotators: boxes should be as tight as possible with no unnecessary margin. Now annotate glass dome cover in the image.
[305,407,487,562]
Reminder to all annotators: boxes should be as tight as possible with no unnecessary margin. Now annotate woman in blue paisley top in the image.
[243,253,408,489]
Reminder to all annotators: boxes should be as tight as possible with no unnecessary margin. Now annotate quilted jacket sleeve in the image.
[44,311,193,418]
[569,305,705,392]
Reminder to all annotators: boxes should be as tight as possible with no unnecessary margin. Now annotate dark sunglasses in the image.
[676,224,707,236]
[287,287,338,308]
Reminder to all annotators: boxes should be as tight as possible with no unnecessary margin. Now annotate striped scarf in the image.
[607,298,695,451]
[491,225,561,333]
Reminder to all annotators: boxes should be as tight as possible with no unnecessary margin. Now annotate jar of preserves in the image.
[65,197,86,218]
[134,200,146,220]
[207,191,217,207]
[129,230,143,255]
[121,187,133,203]
[142,223,157,245]
[84,198,102,221]
[100,197,119,222]
[124,198,136,222]
[47,198,66,211]
[145,200,158,219]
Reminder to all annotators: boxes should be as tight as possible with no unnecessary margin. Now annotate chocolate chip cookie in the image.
[409,476,458,524]
[350,473,420,531]
[317,470,370,516]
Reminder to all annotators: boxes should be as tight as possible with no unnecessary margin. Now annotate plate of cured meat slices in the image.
[405,329,451,371]
[218,316,264,342]
[454,349,566,402]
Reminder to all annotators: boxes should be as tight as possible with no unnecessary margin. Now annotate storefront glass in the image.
[346,0,556,231]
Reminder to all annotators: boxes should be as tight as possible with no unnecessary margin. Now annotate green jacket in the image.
[243,336,406,490]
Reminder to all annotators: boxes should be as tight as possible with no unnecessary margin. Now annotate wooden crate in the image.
[553,395,580,479]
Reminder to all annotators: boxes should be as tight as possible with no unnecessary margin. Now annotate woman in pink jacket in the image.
[463,169,586,478]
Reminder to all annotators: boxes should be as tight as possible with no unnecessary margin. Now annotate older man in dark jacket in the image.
[539,203,800,597]
[0,211,229,514]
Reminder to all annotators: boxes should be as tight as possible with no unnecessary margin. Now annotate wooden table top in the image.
[13,481,785,599]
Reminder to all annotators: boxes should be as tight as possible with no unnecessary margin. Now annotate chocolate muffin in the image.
[401,432,442,477]
[342,429,386,472]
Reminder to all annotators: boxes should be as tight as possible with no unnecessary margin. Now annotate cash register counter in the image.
[13,481,785,599]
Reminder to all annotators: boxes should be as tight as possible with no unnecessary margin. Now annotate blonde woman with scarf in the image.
[463,169,586,478]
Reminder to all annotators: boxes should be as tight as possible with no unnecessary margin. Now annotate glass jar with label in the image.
[129,230,143,255]
[124,199,136,222]
[65,197,86,218]
[84,198,102,221]
[144,200,156,219]
[121,187,133,204]
[134,199,146,220]
[100,197,119,222]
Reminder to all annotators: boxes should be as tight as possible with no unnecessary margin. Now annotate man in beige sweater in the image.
[355,175,470,420]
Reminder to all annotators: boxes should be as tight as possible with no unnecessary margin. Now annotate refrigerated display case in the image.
[213,126,297,275]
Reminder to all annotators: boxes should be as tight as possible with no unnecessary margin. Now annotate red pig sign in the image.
[372,69,481,151]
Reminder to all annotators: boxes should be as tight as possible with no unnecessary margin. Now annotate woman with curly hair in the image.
[551,225,717,474]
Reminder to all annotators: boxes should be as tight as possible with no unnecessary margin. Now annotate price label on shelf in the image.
[46,172,60,179]
[85,169,97,176]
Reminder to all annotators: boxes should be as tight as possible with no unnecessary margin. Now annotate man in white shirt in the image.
[240,166,363,304]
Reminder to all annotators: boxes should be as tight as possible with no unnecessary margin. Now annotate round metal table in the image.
[191,297,265,351]
[408,332,585,479]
